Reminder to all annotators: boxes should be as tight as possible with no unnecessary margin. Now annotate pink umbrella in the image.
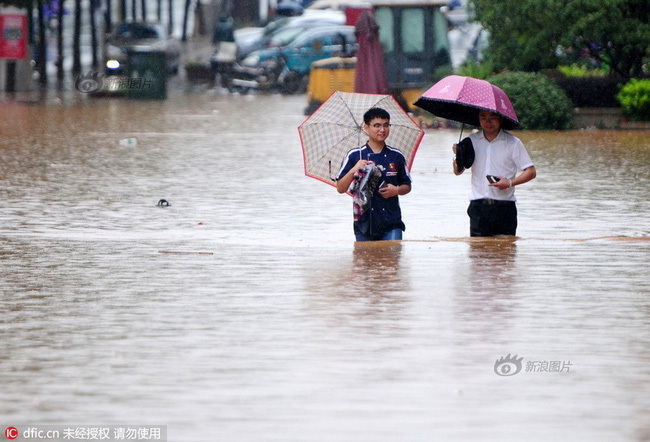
[413,75,519,130]
[354,10,390,95]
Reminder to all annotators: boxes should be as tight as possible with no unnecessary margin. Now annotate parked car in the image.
[306,0,372,10]
[236,10,345,59]
[239,25,356,93]
[104,22,182,76]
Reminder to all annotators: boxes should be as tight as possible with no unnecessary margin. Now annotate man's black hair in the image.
[363,107,390,125]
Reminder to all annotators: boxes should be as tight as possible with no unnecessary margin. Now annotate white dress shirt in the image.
[467,129,534,201]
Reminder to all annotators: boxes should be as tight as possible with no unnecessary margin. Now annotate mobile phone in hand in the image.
[486,175,500,184]
[379,180,388,189]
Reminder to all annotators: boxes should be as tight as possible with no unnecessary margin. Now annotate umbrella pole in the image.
[458,124,465,142]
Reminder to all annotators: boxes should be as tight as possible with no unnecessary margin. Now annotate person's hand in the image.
[488,176,512,190]
[452,144,463,175]
[378,183,398,198]
[353,159,369,172]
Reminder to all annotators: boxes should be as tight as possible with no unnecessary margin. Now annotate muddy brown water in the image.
[1,91,648,441]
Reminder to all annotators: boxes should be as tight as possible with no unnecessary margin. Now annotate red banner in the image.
[0,13,27,59]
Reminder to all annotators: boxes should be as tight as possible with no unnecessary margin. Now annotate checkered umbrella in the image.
[298,91,424,187]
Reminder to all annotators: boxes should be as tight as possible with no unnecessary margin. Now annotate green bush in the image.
[554,76,623,108]
[557,64,609,78]
[617,79,650,122]
[457,60,495,80]
[432,65,455,83]
[487,71,574,130]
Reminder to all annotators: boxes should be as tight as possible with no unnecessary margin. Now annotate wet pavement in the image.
[0,91,649,442]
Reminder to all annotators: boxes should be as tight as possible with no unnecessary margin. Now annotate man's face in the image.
[365,118,390,144]
[478,111,502,133]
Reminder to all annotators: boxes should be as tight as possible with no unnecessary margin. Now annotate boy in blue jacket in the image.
[336,107,412,241]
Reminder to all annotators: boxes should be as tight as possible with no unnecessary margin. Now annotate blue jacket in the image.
[336,143,412,238]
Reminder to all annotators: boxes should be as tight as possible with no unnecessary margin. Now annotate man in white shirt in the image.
[452,110,536,237]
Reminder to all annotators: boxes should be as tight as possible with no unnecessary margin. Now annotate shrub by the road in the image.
[553,76,623,108]
[617,79,650,121]
[487,71,574,130]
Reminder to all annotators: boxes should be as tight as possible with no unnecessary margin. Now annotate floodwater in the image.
[1,91,649,442]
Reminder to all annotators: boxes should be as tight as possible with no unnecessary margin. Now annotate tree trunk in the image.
[181,0,191,41]
[90,0,99,69]
[105,0,113,34]
[37,0,47,84]
[72,0,82,76]
[56,0,65,79]
[6,61,16,92]
[168,0,173,35]
[141,0,147,21]
[28,0,35,45]
[120,0,126,22]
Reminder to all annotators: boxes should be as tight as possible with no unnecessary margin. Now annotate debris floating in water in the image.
[157,199,171,207]
[119,138,137,146]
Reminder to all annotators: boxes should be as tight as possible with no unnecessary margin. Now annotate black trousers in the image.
[467,199,518,237]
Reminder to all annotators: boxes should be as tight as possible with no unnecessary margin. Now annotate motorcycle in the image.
[212,52,306,94]
[215,55,286,93]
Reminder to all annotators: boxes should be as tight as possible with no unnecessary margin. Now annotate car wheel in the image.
[280,72,304,95]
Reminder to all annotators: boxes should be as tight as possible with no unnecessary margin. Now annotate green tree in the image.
[469,0,650,78]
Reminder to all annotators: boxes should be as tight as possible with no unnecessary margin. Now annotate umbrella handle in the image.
[329,160,340,182]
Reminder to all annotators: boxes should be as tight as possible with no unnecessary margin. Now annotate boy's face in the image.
[364,117,390,144]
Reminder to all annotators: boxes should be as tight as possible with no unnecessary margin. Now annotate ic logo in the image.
[5,427,19,440]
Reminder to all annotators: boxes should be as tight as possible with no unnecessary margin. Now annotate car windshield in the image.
[114,24,162,40]
[290,29,353,49]
[263,18,291,36]
[268,27,308,47]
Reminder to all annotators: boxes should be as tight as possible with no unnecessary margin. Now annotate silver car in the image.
[104,22,181,76]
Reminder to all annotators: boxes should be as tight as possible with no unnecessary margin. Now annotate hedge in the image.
[487,72,574,130]
[617,79,650,122]
[553,76,623,108]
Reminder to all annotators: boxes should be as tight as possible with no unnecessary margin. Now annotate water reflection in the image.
[450,238,519,343]
[303,241,409,326]
[466,237,518,298]
[351,241,407,294]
